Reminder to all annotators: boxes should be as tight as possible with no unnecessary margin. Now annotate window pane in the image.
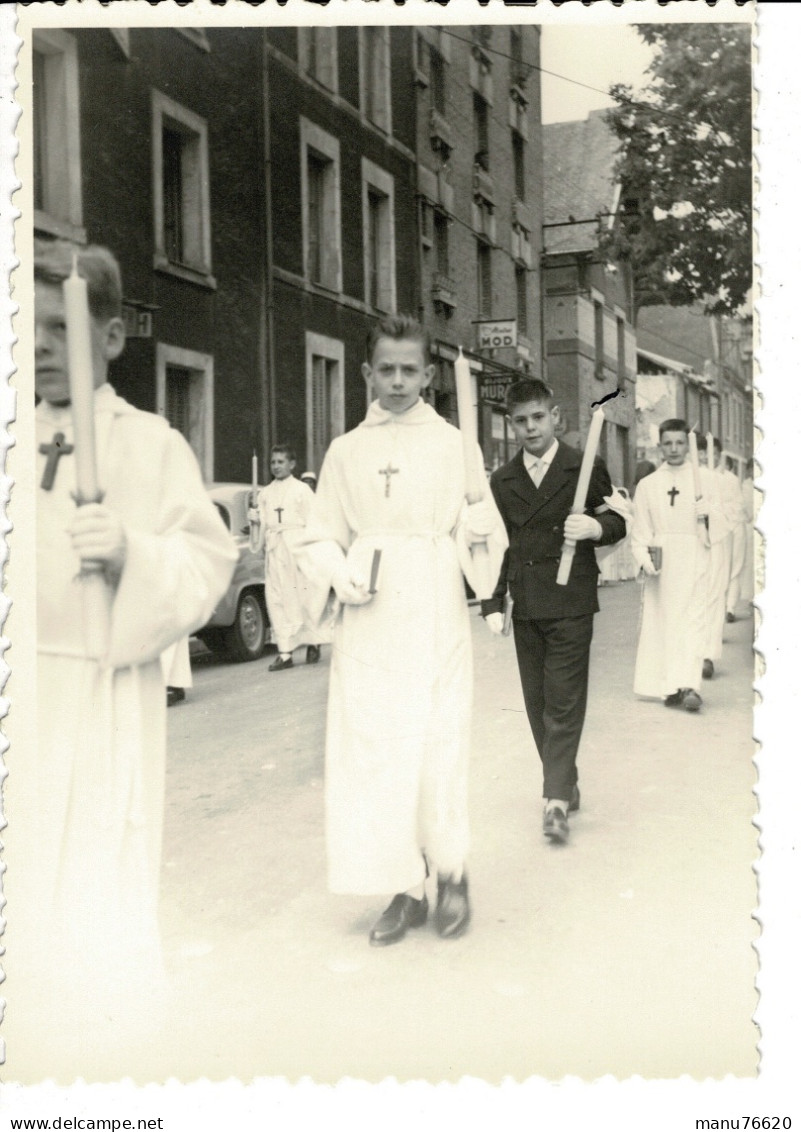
[477,244,492,317]
[307,153,326,283]
[165,365,191,439]
[33,51,47,212]
[434,212,449,277]
[473,94,489,164]
[163,128,184,264]
[431,50,446,115]
[513,133,525,201]
[516,268,527,335]
[366,189,381,307]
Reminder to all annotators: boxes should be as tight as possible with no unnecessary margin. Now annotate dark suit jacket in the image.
[483,443,626,621]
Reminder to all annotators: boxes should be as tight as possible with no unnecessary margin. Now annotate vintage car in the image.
[197,483,269,662]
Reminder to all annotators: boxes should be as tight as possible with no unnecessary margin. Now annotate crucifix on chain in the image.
[378,463,399,498]
[274,506,284,524]
[667,486,680,507]
[39,431,74,491]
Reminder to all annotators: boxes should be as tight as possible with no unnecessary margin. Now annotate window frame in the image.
[359,26,392,134]
[305,331,345,473]
[32,29,85,242]
[361,158,396,313]
[155,342,215,481]
[298,27,339,93]
[300,118,342,293]
[151,90,214,286]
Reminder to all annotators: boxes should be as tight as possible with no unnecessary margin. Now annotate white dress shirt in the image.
[523,440,558,488]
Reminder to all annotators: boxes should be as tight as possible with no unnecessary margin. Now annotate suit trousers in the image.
[512,614,595,801]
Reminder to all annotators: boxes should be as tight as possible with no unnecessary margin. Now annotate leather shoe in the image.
[269,655,294,672]
[369,893,428,946]
[166,686,186,707]
[543,805,569,843]
[435,873,471,939]
[664,690,684,707]
[682,688,702,712]
[726,611,736,623]
[306,645,320,665]
[702,658,714,679]
[568,785,580,814]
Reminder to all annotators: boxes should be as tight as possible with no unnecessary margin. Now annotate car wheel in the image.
[222,590,267,662]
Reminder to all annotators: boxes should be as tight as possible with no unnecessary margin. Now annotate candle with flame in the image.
[556,405,605,586]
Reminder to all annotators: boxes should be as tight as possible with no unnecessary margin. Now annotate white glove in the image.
[563,514,602,541]
[695,498,709,520]
[639,557,658,577]
[464,499,496,544]
[484,612,504,635]
[247,507,260,523]
[332,561,373,606]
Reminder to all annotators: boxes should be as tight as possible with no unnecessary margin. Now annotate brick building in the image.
[32,26,267,483]
[32,23,546,481]
[413,25,544,470]
[542,109,637,491]
[263,25,419,474]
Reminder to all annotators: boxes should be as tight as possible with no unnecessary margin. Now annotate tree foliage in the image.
[602,24,752,318]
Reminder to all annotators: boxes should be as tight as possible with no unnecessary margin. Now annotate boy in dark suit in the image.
[482,380,626,843]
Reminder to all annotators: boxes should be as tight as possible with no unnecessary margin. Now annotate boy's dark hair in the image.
[697,435,722,453]
[34,238,123,323]
[658,418,689,439]
[271,443,296,462]
[506,378,555,413]
[365,314,430,363]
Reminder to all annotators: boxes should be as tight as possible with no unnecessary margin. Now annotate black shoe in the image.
[306,645,320,665]
[682,688,702,712]
[269,655,294,672]
[664,690,684,707]
[435,873,471,939]
[702,659,714,679]
[568,785,580,814]
[544,806,569,843]
[166,686,186,707]
[369,893,428,947]
[726,611,736,623]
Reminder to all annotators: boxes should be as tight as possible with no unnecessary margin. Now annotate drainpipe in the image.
[260,32,277,465]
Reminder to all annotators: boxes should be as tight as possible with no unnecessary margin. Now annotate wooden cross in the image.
[39,431,74,491]
[379,463,399,498]
[274,506,284,524]
[667,486,680,507]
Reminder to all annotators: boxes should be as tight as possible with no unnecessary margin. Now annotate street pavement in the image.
[156,579,757,1083]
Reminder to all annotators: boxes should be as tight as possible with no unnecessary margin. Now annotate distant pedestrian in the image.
[630,420,723,711]
[294,314,507,945]
[698,435,746,675]
[251,445,329,670]
[483,379,628,844]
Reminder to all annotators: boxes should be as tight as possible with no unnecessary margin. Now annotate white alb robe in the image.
[294,399,507,896]
[631,461,722,697]
[257,475,329,654]
[703,467,746,657]
[20,384,236,1045]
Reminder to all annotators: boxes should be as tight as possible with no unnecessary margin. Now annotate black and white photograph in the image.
[2,0,797,1123]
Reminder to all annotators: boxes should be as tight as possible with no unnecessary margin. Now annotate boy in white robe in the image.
[13,241,237,1070]
[294,315,507,946]
[698,437,747,675]
[631,420,722,712]
[250,444,328,670]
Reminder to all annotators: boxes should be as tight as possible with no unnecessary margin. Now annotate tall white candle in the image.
[252,451,258,493]
[64,256,100,503]
[705,432,715,472]
[688,430,703,500]
[63,255,110,659]
[454,348,482,503]
[556,405,605,586]
[454,347,493,599]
